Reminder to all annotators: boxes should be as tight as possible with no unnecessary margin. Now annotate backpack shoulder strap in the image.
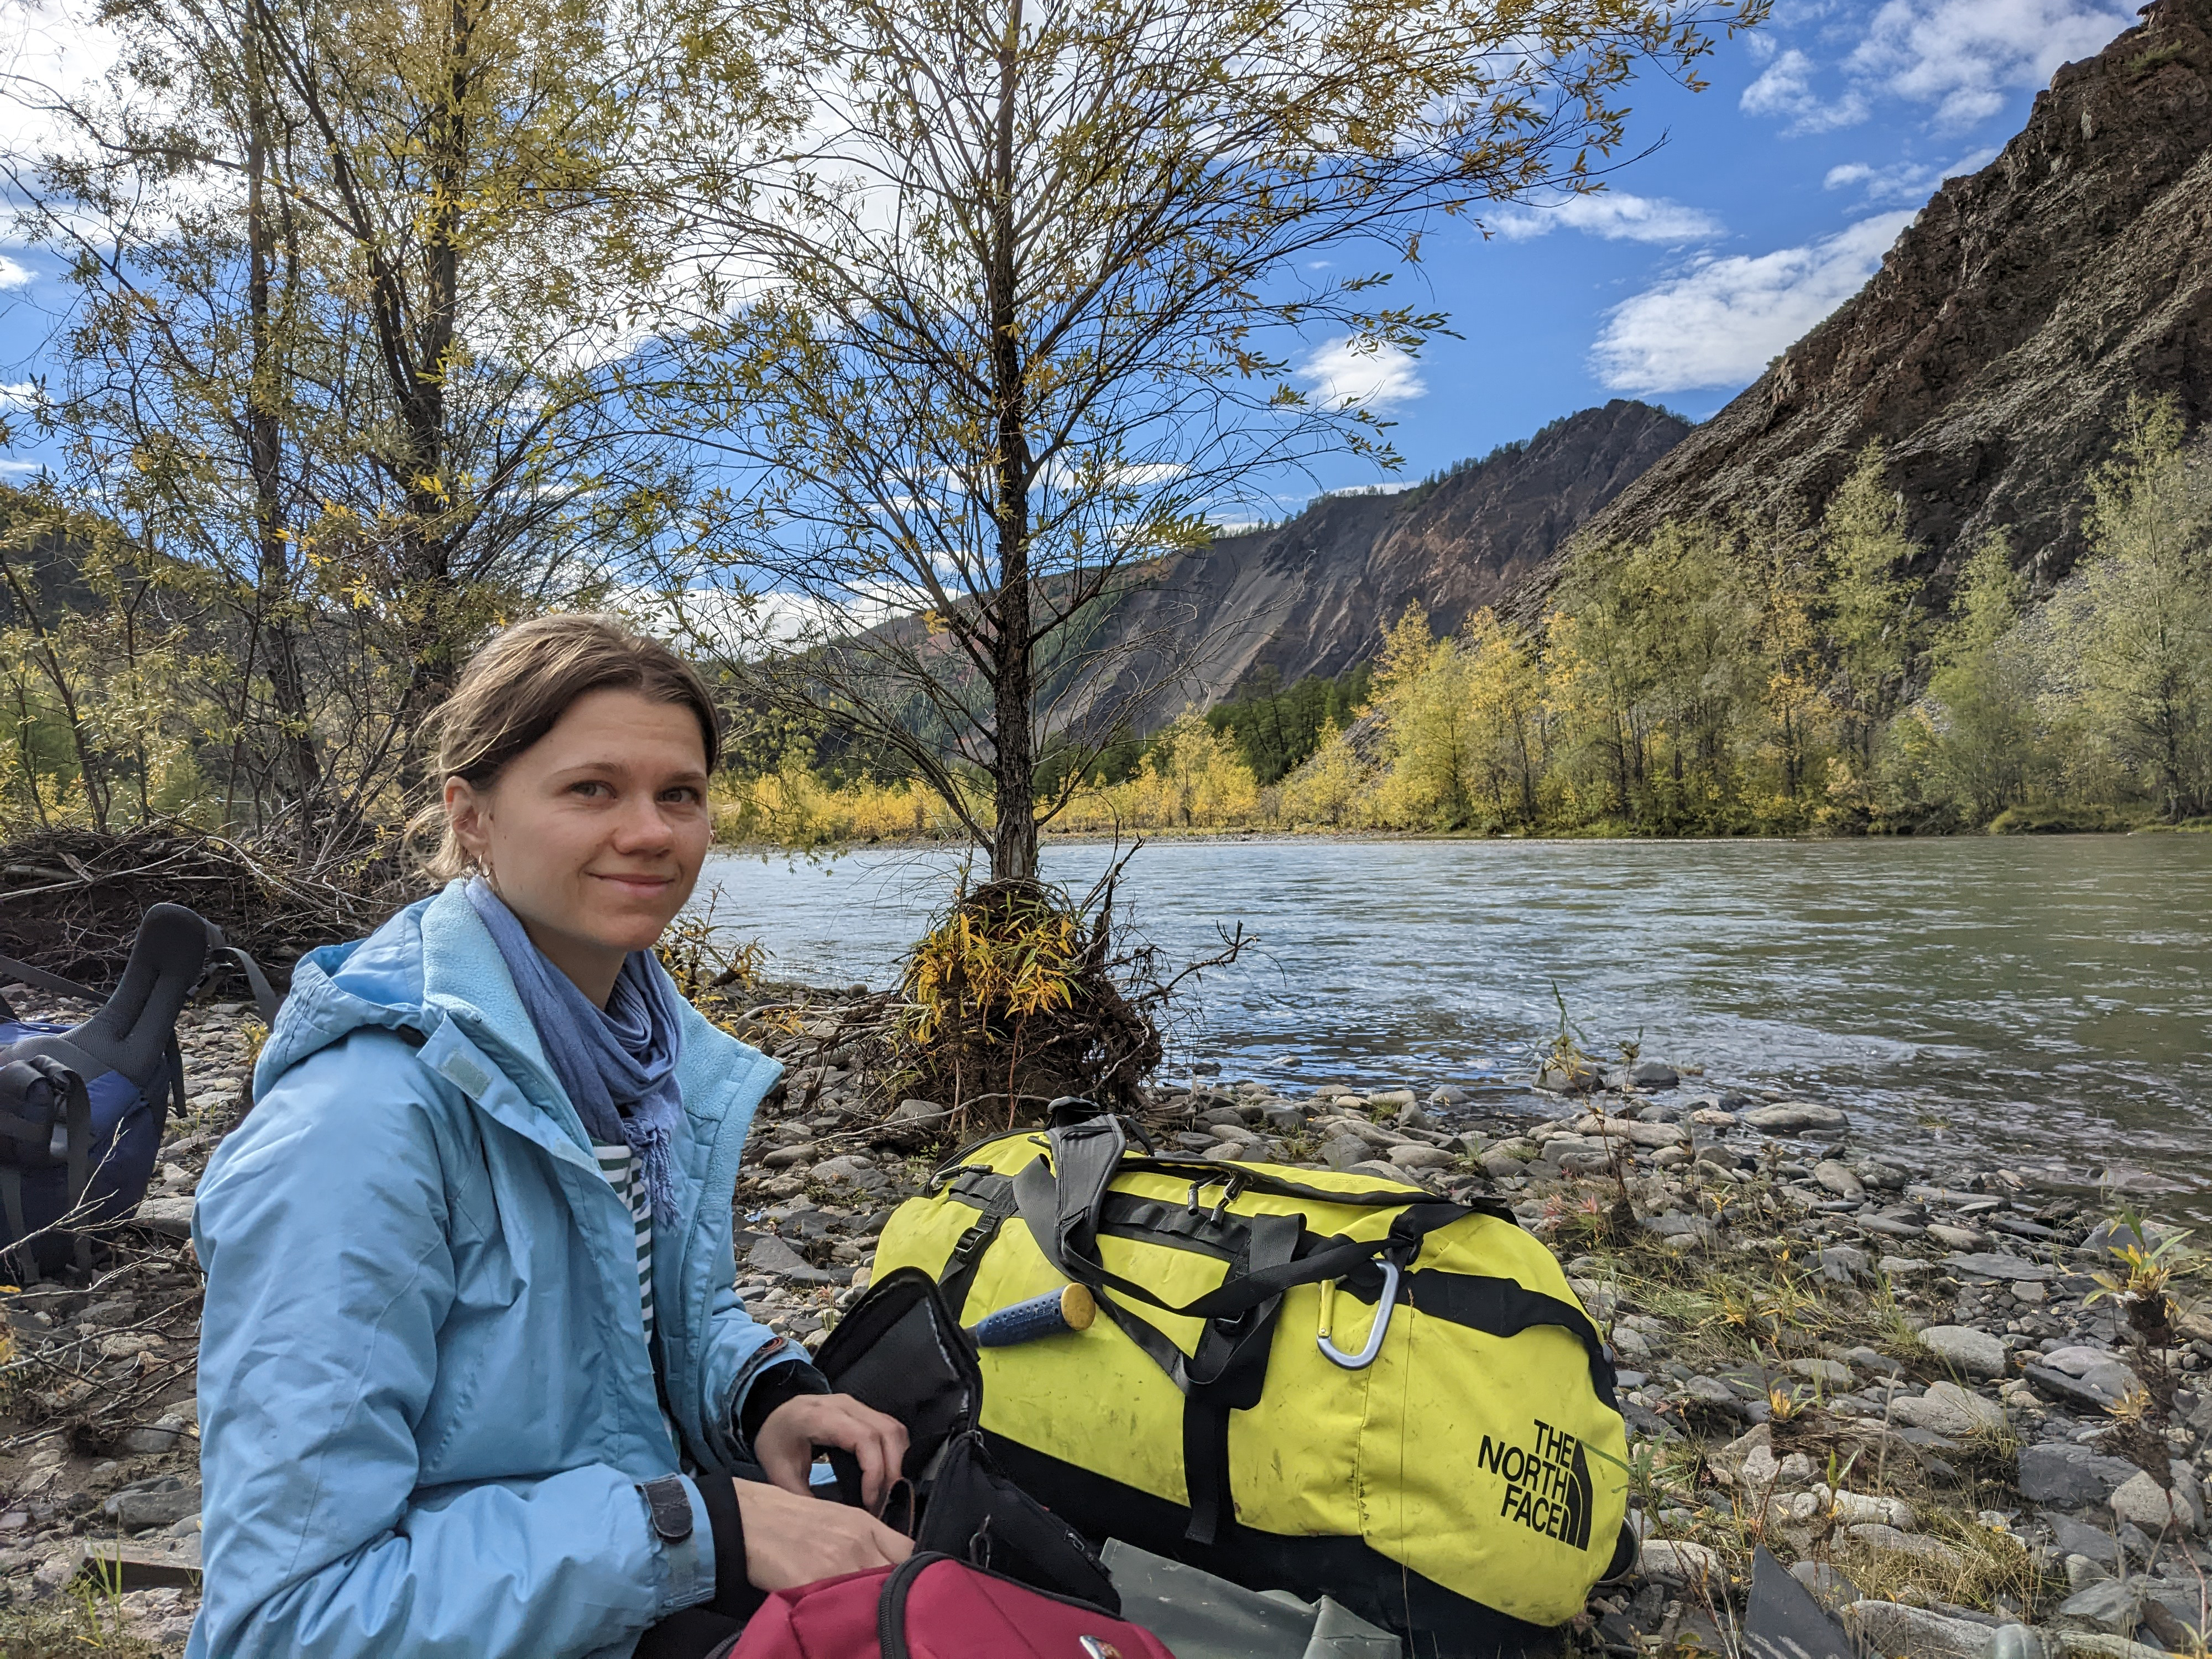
[0,1056,96,1282]
[1040,1108,1128,1278]
[205,940,280,1027]
[0,953,103,1006]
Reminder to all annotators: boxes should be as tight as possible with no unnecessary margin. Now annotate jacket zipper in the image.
[876,1552,945,1659]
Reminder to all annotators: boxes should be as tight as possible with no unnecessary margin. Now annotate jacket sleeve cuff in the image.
[694,1473,770,1623]
[734,1359,831,1459]
[649,1479,719,1618]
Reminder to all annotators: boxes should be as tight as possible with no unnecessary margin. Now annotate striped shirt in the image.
[593,1142,655,1342]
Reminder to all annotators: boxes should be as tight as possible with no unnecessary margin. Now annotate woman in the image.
[190,615,912,1659]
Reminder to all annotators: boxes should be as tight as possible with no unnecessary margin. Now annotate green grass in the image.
[0,1587,164,1658]
[1986,803,2134,834]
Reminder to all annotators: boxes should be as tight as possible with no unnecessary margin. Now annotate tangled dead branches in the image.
[0,826,404,988]
[885,869,1245,1141]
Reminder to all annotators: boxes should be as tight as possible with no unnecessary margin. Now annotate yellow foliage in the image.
[900,886,1080,1047]
[1277,720,1369,825]
[714,765,974,847]
[1055,710,1262,832]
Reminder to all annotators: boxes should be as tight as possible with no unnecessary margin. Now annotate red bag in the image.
[729,1552,1177,1659]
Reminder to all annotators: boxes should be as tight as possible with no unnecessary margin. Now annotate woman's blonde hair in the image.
[411,614,721,884]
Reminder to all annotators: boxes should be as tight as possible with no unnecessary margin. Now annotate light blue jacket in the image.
[189,881,794,1659]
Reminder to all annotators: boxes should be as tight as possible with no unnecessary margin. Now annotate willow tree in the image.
[2,0,775,850]
[653,0,1765,880]
[2061,398,2212,819]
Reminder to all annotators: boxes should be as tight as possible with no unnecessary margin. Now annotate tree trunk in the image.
[245,30,321,831]
[985,0,1036,883]
[392,0,473,795]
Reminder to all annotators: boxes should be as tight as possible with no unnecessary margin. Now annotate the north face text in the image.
[1477,1418,1594,1551]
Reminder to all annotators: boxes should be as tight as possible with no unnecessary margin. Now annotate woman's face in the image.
[445,687,713,1000]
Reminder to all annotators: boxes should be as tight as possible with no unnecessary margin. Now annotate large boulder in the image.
[2017,1442,2143,1508]
[1741,1102,1850,1133]
[1844,1600,1993,1659]
[1916,1325,2010,1379]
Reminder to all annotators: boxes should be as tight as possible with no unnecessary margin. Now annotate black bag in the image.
[0,904,278,1276]
[808,1266,1119,1612]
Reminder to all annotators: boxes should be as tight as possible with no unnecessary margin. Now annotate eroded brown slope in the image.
[1538,0,2212,596]
[1094,399,1687,719]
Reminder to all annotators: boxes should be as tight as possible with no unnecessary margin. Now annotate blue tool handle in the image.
[971,1285,1096,1347]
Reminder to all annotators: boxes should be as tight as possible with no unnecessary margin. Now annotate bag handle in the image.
[1016,1115,1594,1382]
[1016,1140,1466,1330]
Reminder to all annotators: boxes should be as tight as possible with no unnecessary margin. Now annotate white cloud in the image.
[1740,49,1870,133]
[1745,1,2135,138]
[1590,211,1916,394]
[1298,336,1426,413]
[1823,144,2004,205]
[0,0,124,168]
[1848,0,2136,128]
[0,257,29,290]
[1040,457,1186,493]
[0,459,44,478]
[1491,192,1724,244]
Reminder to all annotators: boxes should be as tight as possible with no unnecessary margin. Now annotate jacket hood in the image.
[257,881,559,1105]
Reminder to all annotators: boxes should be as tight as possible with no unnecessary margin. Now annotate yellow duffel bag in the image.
[872,1108,1632,1658]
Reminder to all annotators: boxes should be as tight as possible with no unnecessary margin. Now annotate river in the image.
[696,835,2212,1209]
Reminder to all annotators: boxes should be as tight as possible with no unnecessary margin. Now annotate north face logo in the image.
[1477,1418,1593,1551]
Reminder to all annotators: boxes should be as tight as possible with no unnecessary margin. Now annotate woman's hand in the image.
[732,1478,912,1590]
[752,1392,911,1512]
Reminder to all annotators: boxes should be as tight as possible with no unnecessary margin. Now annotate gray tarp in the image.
[1102,1540,1404,1659]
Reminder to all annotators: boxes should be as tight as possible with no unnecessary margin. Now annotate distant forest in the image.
[716,399,2212,844]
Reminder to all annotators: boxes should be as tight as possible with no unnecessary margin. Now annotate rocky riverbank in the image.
[0,988,2202,1658]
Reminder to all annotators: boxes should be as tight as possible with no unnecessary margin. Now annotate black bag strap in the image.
[1,925,280,1130]
[1178,1209,1300,1546]
[1014,1152,1466,1329]
[158,1032,186,1142]
[0,1056,96,1281]
[0,929,279,1029]
[1041,1112,1128,1276]
[0,953,102,1005]
[58,1065,92,1274]
[938,1204,1016,1318]
[204,936,281,1028]
[0,1166,29,1284]
[1397,1270,1620,1409]
[0,1060,57,1155]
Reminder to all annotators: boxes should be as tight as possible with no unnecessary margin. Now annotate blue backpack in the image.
[0,904,277,1279]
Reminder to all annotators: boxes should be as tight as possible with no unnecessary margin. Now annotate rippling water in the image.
[696,836,2212,1206]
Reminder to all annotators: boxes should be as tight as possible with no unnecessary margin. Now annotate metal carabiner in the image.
[1315,1260,1400,1370]
[1185,1172,1241,1222]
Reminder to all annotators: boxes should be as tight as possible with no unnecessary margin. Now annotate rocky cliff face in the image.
[1540,0,2212,596]
[1093,399,1687,719]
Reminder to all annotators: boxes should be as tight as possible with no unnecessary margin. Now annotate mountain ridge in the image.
[1526,0,2212,601]
[1089,398,1689,725]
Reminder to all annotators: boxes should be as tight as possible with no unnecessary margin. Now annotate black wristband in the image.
[695,1473,769,1622]
[736,1360,831,1454]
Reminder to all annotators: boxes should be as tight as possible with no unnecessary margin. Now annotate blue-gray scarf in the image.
[466,878,685,1224]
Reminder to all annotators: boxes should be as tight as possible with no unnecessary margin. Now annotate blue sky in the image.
[0,0,2146,502]
[1283,0,2143,498]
